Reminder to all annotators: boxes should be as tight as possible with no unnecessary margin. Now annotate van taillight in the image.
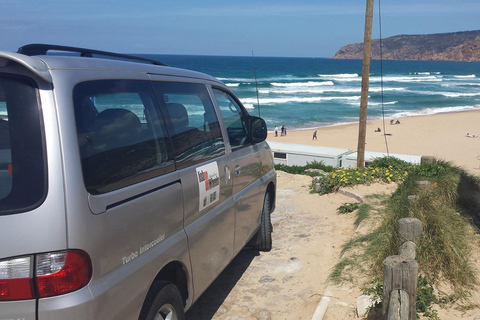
[0,256,35,300]
[0,250,92,301]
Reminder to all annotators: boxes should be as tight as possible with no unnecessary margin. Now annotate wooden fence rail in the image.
[383,218,422,320]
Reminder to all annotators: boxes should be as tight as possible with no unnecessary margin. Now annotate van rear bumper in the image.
[0,300,36,320]
[37,287,94,320]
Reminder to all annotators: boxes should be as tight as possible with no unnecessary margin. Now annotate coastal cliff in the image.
[333,30,480,61]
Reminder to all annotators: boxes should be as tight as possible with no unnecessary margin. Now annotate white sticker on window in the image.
[197,161,220,211]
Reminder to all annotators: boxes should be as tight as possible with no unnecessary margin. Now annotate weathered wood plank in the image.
[383,256,418,319]
[400,241,416,260]
[398,218,422,243]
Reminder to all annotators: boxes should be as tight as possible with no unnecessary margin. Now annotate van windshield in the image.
[0,75,46,215]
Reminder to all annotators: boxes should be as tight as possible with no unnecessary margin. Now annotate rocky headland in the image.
[333,30,480,61]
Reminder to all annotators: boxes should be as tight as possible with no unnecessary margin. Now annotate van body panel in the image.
[0,51,52,83]
[89,229,190,320]
[62,173,187,320]
[1,300,36,320]
[37,287,94,320]
[181,157,235,300]
[230,144,265,254]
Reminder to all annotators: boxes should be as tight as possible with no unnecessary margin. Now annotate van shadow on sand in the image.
[186,249,259,319]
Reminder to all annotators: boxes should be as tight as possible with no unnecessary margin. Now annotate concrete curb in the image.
[337,188,364,203]
[311,190,364,320]
[311,289,333,320]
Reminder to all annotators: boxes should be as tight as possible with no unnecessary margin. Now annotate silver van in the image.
[0,44,276,320]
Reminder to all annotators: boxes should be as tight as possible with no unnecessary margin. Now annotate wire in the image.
[378,0,390,156]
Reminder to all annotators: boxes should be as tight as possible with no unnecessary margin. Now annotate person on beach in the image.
[281,125,285,136]
[312,130,317,140]
[375,127,381,132]
[274,126,278,137]
[283,125,287,135]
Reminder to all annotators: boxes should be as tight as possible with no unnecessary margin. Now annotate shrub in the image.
[337,202,360,213]
[313,158,409,194]
[274,160,335,176]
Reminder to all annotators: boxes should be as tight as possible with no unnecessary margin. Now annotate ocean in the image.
[144,55,480,131]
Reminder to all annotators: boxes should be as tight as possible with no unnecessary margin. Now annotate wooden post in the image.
[398,218,422,243]
[387,289,410,320]
[400,241,416,260]
[383,256,418,319]
[357,0,374,168]
[421,156,435,164]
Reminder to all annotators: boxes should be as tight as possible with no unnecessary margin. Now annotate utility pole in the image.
[357,0,374,168]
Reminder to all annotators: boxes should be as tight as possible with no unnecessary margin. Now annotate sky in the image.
[1,0,480,58]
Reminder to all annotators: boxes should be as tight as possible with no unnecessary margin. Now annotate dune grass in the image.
[367,160,479,288]
[326,158,480,318]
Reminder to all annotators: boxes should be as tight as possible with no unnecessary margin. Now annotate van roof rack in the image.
[17,44,166,66]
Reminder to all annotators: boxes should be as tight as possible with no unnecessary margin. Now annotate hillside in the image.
[333,30,480,61]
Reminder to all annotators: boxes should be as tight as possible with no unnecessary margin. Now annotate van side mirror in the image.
[248,116,267,143]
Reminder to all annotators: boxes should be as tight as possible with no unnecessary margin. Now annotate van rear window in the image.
[0,75,46,215]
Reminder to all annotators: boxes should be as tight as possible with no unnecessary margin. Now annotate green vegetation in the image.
[312,157,410,194]
[367,160,479,287]
[274,160,335,176]
[337,202,360,214]
[274,157,410,193]
[354,203,372,227]
[318,158,480,319]
[361,276,442,320]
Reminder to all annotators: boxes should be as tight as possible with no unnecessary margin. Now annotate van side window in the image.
[212,89,250,149]
[152,82,225,170]
[73,80,174,194]
[0,75,46,215]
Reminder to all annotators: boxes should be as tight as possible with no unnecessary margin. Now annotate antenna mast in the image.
[252,51,261,117]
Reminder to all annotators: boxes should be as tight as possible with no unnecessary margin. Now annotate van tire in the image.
[139,281,185,320]
[253,193,272,252]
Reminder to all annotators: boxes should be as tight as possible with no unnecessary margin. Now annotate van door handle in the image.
[234,165,241,176]
[224,165,231,185]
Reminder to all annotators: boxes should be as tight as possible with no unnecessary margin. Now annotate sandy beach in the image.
[267,109,480,174]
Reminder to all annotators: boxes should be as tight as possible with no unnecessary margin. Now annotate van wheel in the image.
[139,281,185,320]
[253,192,272,252]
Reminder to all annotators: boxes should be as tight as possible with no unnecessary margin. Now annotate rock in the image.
[273,261,302,273]
[356,294,380,317]
[259,276,276,283]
